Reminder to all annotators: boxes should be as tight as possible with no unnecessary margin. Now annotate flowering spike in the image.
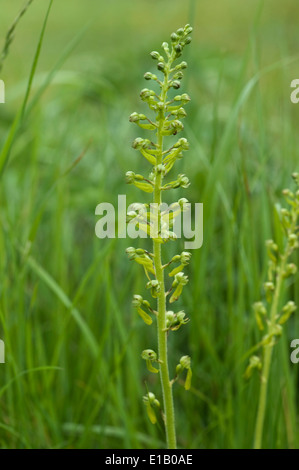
[252,175,299,449]
[126,25,193,449]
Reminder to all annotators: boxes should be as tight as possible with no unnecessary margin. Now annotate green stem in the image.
[253,255,287,449]
[254,202,298,449]
[154,237,177,449]
[153,56,177,449]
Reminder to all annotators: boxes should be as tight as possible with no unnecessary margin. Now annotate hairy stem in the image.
[128,25,193,447]
[253,266,284,449]
[154,56,177,449]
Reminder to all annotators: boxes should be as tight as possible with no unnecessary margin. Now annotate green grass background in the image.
[0,0,299,449]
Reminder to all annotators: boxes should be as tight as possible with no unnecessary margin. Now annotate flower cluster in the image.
[246,173,299,379]
[126,25,193,440]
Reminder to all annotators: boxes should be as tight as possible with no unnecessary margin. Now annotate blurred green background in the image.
[0,0,299,449]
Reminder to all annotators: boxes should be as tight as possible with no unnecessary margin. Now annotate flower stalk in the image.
[126,25,193,449]
[247,174,299,449]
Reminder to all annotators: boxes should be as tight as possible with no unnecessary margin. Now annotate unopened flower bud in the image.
[181,93,191,103]
[170,80,181,89]
[177,310,187,322]
[125,171,135,183]
[292,172,299,184]
[265,239,278,251]
[143,392,160,408]
[150,51,160,60]
[129,112,140,122]
[281,208,290,217]
[184,25,193,34]
[289,233,297,241]
[177,174,190,188]
[280,301,297,325]
[173,71,184,80]
[172,272,188,288]
[141,349,157,361]
[171,119,184,132]
[146,279,160,298]
[132,294,143,307]
[140,88,156,100]
[178,197,189,210]
[181,251,192,264]
[174,94,182,101]
[162,42,169,53]
[176,137,189,150]
[144,72,157,81]
[244,355,262,380]
[282,189,293,197]
[264,281,274,291]
[155,164,166,175]
[180,355,191,369]
[132,137,151,150]
[283,263,298,278]
[264,282,275,302]
[166,311,176,326]
[177,108,187,118]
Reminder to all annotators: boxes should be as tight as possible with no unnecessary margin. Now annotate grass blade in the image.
[0,0,54,177]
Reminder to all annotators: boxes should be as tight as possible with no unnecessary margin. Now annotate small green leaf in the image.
[146,403,157,424]
[168,264,184,277]
[244,355,262,380]
[185,368,192,390]
[279,301,297,325]
[137,307,152,325]
[146,359,159,374]
[169,284,183,303]
[133,181,154,193]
